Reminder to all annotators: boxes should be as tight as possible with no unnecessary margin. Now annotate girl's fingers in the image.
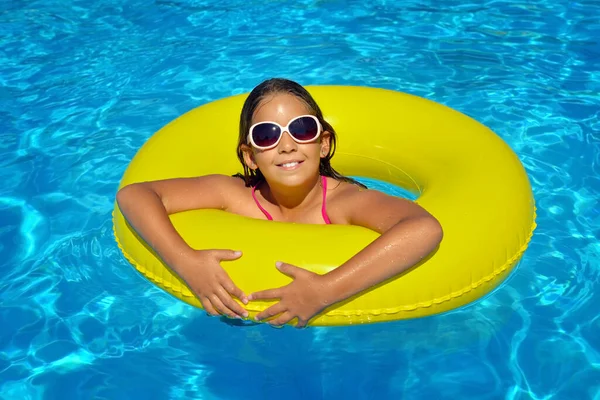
[248,287,282,301]
[295,318,309,329]
[200,296,220,317]
[268,312,294,327]
[209,295,237,319]
[221,278,248,305]
[255,303,286,321]
[216,286,248,318]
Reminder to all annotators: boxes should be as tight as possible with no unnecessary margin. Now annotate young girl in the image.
[116,78,443,328]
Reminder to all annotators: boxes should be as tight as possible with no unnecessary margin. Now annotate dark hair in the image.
[234,78,367,189]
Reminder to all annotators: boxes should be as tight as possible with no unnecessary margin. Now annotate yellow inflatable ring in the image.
[112,86,536,326]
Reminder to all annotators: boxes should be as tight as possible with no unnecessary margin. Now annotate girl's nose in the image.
[277,131,297,152]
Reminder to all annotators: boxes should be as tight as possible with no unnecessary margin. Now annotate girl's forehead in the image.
[253,93,311,123]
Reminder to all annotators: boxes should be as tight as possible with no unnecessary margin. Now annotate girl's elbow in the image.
[430,216,444,244]
[116,182,146,208]
[116,186,131,212]
[418,214,443,245]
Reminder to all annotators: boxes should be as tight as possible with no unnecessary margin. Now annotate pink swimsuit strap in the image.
[251,175,331,224]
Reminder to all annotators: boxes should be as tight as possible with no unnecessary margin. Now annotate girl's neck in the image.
[260,175,323,213]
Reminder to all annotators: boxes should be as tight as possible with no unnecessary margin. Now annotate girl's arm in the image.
[116,175,230,265]
[319,190,443,305]
[116,175,250,318]
[249,189,443,327]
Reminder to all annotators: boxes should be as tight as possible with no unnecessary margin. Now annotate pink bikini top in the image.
[251,175,332,224]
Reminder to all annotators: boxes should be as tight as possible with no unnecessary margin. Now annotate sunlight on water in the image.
[1,0,599,398]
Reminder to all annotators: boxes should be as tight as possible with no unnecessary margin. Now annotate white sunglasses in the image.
[247,115,322,150]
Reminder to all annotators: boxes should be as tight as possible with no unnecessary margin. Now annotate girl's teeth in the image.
[282,162,298,167]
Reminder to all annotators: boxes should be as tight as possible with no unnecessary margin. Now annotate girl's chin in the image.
[264,171,319,188]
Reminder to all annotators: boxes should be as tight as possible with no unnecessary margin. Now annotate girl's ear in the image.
[320,131,331,158]
[241,144,258,170]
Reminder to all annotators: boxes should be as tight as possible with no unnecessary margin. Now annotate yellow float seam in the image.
[336,152,424,195]
[112,206,537,317]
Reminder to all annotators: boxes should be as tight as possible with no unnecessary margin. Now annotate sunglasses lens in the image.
[289,117,319,141]
[251,123,281,148]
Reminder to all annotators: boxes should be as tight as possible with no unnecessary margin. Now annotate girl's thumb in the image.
[219,250,243,260]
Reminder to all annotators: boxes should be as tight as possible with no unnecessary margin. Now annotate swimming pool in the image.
[1,0,598,398]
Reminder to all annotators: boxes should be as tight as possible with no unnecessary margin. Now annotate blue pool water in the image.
[1,0,599,398]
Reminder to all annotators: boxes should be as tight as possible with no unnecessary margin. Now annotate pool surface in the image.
[1,0,599,399]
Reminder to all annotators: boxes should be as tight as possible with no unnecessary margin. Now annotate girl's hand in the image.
[175,249,249,319]
[248,262,330,328]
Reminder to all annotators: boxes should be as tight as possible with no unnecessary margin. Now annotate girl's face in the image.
[242,93,330,188]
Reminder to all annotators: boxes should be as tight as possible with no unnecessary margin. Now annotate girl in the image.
[116,78,443,328]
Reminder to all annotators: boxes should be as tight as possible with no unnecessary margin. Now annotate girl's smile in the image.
[276,159,304,170]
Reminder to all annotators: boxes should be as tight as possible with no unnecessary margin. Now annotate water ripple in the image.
[1,0,599,398]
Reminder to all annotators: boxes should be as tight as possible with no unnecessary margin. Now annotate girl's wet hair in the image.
[234,78,367,189]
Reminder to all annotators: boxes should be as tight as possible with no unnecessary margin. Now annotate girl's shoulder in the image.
[325,178,371,219]
[194,173,249,186]
[203,174,252,195]
[326,178,412,226]
[326,178,370,200]
[190,174,256,214]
